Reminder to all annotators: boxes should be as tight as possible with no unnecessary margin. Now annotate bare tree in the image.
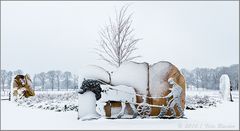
[47,71,55,91]
[32,74,37,90]
[63,71,72,91]
[55,71,62,91]
[96,5,141,67]
[73,74,79,90]
[1,70,8,91]
[7,71,13,89]
[37,72,46,91]
[14,69,23,76]
[193,68,201,90]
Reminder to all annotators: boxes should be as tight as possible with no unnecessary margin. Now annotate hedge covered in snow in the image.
[15,91,222,112]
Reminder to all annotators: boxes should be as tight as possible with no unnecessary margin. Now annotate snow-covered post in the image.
[219,74,230,101]
[78,91,100,120]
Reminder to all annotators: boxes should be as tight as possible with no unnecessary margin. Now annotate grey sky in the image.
[1,1,239,75]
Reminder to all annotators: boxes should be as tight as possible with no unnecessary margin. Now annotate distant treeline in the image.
[181,64,239,90]
[1,64,239,91]
[0,70,79,91]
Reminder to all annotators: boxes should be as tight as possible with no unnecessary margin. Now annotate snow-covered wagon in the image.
[77,61,186,120]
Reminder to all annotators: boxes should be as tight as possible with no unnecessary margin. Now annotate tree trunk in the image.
[2,82,5,91]
[42,82,44,91]
[51,79,54,91]
[57,80,60,91]
[66,79,69,91]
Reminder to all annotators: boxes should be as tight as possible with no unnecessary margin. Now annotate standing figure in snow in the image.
[158,77,184,118]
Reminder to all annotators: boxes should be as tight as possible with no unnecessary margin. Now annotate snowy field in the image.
[1,90,239,130]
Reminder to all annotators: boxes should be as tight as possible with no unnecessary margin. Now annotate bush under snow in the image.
[186,95,222,110]
[15,91,78,112]
[15,90,222,114]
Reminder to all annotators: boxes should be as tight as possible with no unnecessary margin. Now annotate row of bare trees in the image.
[0,70,79,91]
[33,71,79,91]
[0,69,23,91]
[181,64,239,90]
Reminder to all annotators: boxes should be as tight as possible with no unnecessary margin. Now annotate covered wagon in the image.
[77,61,186,120]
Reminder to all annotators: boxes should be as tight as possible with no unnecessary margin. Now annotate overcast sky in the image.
[1,1,239,75]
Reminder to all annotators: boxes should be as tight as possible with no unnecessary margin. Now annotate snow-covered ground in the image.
[1,90,239,130]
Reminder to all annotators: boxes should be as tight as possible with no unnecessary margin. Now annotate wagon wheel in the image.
[137,103,151,118]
